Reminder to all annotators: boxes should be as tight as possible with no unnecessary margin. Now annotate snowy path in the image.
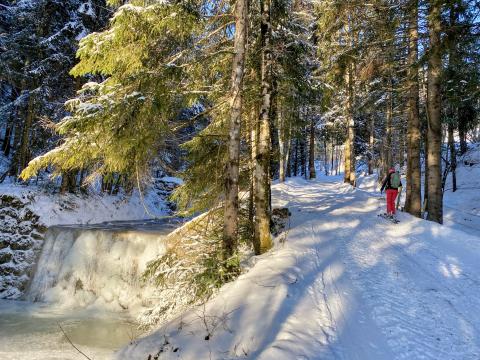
[119,178,480,360]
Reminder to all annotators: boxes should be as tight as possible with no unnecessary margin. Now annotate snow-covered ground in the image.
[0,182,172,227]
[119,177,480,360]
[356,159,480,237]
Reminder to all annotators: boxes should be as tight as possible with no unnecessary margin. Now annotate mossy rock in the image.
[0,249,12,263]
[9,236,34,251]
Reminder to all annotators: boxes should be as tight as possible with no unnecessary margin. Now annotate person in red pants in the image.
[380,167,403,218]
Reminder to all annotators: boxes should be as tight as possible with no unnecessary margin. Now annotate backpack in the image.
[391,172,401,188]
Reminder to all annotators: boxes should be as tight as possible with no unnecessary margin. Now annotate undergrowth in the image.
[139,206,253,328]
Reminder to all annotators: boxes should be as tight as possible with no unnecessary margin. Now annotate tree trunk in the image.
[309,118,316,179]
[293,139,298,176]
[286,138,292,178]
[323,140,328,176]
[338,146,342,175]
[458,125,467,155]
[17,95,35,176]
[278,104,290,182]
[448,123,457,192]
[399,125,405,169]
[426,0,443,224]
[345,64,356,186]
[300,132,306,178]
[330,143,334,176]
[2,127,12,157]
[385,81,393,174]
[249,108,258,232]
[60,171,77,194]
[223,0,248,256]
[423,127,429,215]
[368,116,374,175]
[344,129,351,183]
[254,0,273,255]
[278,106,285,182]
[2,117,13,157]
[446,4,457,193]
[405,0,422,218]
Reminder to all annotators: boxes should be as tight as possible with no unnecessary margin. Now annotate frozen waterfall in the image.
[26,220,180,313]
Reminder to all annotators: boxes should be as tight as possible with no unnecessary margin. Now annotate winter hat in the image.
[389,168,395,173]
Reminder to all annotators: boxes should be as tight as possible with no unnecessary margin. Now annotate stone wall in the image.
[0,195,46,299]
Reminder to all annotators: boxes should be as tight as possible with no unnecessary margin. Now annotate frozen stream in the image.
[0,218,183,360]
[0,299,142,360]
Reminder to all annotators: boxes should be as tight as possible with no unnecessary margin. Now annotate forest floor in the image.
[120,176,480,360]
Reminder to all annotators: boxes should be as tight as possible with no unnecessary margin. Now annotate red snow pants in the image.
[386,189,398,215]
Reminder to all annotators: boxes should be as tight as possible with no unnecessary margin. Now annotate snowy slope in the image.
[443,148,480,236]
[0,180,176,227]
[356,155,480,237]
[119,178,480,360]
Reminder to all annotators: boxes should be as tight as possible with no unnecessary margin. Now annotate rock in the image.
[9,236,34,251]
[0,248,12,263]
[13,249,35,264]
[0,194,45,299]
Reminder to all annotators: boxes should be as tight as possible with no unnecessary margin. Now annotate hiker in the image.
[380,167,403,217]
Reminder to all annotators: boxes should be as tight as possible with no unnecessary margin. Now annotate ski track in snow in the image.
[272,178,480,360]
[119,178,480,360]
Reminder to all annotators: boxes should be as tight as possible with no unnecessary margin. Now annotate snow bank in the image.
[443,149,480,235]
[0,184,171,227]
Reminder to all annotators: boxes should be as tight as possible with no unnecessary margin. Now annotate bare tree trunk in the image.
[344,130,351,183]
[293,138,298,176]
[405,0,422,217]
[399,124,405,169]
[347,66,356,186]
[17,95,35,177]
[278,105,285,182]
[423,127,429,214]
[338,146,343,175]
[368,116,374,175]
[385,81,393,174]
[278,104,290,182]
[446,3,457,193]
[60,171,77,194]
[309,118,316,179]
[335,145,339,175]
[254,0,273,255]
[330,143,334,176]
[286,138,292,178]
[300,132,306,178]
[2,116,13,157]
[323,140,328,176]
[285,137,291,178]
[458,125,467,155]
[426,0,443,224]
[249,109,258,230]
[448,123,457,192]
[223,0,248,256]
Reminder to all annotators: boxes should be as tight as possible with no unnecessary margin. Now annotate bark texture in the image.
[405,0,422,218]
[254,0,273,254]
[223,0,248,255]
[426,0,443,224]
